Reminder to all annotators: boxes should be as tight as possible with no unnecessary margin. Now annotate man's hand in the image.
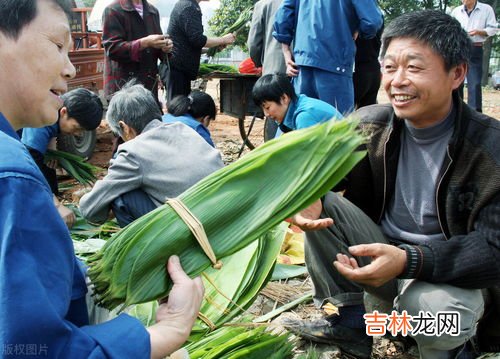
[141,34,173,50]
[291,199,333,231]
[57,204,76,228]
[468,29,487,37]
[148,256,204,359]
[221,33,236,45]
[334,244,407,287]
[161,37,174,53]
[282,43,299,77]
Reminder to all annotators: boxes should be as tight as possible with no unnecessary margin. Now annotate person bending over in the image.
[252,73,343,137]
[80,83,224,227]
[163,91,217,147]
[22,88,103,227]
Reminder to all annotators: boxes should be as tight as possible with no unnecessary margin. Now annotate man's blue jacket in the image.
[273,0,383,77]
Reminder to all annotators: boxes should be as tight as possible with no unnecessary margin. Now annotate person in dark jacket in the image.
[102,0,173,102]
[166,0,236,103]
[285,10,500,359]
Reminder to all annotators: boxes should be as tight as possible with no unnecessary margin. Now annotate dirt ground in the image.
[64,81,499,359]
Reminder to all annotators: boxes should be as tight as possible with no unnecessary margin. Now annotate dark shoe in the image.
[282,317,373,359]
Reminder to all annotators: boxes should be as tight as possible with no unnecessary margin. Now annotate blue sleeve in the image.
[21,124,58,154]
[0,174,150,358]
[272,0,297,45]
[196,125,215,147]
[352,0,383,39]
[294,111,322,130]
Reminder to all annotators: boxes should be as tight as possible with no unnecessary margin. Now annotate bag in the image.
[238,57,262,75]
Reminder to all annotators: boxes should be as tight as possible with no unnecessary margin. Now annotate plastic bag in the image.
[238,57,262,75]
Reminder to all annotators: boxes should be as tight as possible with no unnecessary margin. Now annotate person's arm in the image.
[399,192,500,288]
[204,34,236,49]
[336,192,500,289]
[272,0,297,45]
[79,148,143,224]
[247,1,265,68]
[282,43,299,77]
[0,174,151,358]
[469,5,499,37]
[352,0,383,39]
[102,7,169,63]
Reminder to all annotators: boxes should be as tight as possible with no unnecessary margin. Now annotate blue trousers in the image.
[293,66,354,115]
[465,45,483,112]
[111,189,157,227]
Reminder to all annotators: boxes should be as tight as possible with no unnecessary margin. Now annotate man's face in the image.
[381,38,465,128]
[0,0,75,130]
[60,117,84,136]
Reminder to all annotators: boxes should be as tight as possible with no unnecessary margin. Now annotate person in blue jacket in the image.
[273,0,383,114]
[252,73,343,137]
[22,88,103,228]
[163,91,217,147]
[0,1,203,358]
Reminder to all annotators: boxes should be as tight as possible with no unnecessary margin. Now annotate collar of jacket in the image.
[381,90,469,236]
[385,90,467,163]
[119,0,158,15]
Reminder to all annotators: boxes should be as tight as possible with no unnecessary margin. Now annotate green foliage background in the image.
[208,0,254,51]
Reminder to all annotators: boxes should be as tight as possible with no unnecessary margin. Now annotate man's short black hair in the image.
[252,73,297,107]
[61,89,103,131]
[381,9,471,71]
[0,0,73,40]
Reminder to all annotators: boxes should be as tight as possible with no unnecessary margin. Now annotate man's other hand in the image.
[291,199,334,231]
[334,243,407,287]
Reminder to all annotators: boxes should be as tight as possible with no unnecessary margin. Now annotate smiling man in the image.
[0,1,203,358]
[284,10,500,359]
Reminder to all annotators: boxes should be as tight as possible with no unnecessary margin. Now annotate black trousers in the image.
[353,66,381,109]
[166,68,191,106]
[28,148,58,195]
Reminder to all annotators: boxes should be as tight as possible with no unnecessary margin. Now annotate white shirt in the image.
[451,1,498,43]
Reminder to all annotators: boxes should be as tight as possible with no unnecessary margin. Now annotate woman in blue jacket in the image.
[252,74,343,137]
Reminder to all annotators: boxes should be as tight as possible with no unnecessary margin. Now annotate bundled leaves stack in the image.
[88,118,367,310]
[185,326,294,359]
[192,222,288,336]
[198,63,238,77]
[46,149,101,186]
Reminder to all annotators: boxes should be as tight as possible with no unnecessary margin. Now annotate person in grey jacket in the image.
[285,10,500,358]
[248,0,286,75]
[80,83,224,226]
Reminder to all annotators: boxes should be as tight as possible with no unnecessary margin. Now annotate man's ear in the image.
[451,63,467,90]
[119,120,137,141]
[59,106,68,121]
